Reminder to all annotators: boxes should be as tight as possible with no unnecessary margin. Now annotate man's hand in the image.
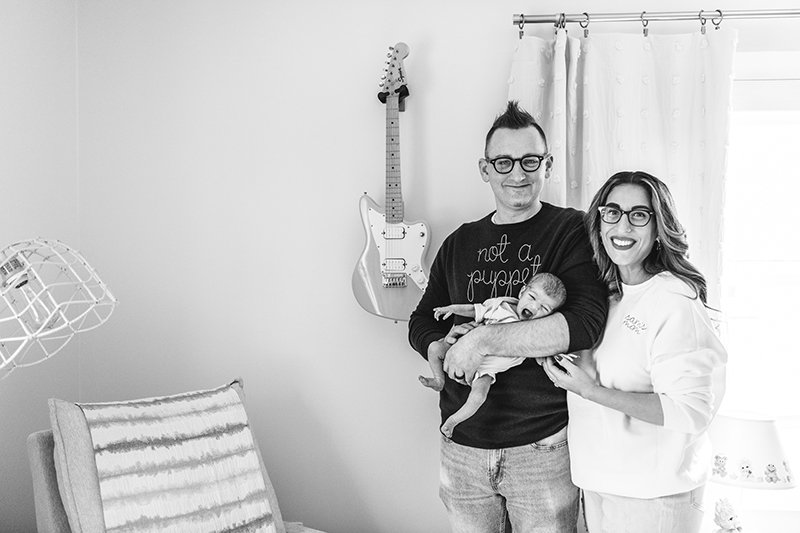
[443,327,486,385]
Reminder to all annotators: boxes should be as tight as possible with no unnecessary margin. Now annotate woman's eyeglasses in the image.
[598,205,653,227]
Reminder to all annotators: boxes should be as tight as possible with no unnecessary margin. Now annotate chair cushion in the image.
[49,380,285,533]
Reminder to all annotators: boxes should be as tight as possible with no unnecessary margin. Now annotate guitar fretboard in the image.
[385,94,404,223]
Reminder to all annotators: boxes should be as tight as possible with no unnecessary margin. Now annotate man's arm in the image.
[408,239,455,360]
[443,212,608,383]
[443,313,568,383]
[471,313,568,356]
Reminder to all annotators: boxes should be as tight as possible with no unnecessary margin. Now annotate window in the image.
[722,110,800,417]
[718,51,800,511]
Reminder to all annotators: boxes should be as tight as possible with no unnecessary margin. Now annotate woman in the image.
[543,171,727,532]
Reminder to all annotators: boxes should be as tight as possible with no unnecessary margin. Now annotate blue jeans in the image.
[439,427,578,533]
[582,486,705,533]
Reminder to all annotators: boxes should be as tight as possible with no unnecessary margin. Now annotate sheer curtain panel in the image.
[508,28,737,307]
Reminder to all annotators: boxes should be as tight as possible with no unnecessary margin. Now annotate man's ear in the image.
[478,159,491,183]
[544,155,553,179]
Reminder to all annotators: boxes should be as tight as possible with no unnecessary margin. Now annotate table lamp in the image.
[0,238,116,380]
[709,413,795,530]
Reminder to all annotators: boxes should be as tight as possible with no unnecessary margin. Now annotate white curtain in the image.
[508,28,737,308]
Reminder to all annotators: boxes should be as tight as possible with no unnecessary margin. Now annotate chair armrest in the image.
[27,430,71,533]
[284,521,327,533]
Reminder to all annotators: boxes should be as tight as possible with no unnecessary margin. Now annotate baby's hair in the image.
[526,272,567,310]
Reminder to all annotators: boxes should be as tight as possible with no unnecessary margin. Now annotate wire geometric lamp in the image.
[0,238,116,380]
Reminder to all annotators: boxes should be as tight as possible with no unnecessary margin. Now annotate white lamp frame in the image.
[0,238,116,379]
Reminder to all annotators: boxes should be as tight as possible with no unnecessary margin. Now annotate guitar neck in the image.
[385,94,404,223]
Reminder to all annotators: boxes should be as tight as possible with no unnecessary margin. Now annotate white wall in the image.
[2,1,800,531]
[0,1,80,530]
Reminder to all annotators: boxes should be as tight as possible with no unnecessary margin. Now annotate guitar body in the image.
[352,194,430,321]
[353,42,430,321]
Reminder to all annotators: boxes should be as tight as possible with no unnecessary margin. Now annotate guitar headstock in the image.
[378,42,410,104]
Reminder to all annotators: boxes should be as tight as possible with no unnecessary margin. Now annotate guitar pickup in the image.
[382,258,407,271]
[382,226,406,239]
[382,273,407,288]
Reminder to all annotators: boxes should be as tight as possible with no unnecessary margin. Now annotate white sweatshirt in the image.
[568,272,727,498]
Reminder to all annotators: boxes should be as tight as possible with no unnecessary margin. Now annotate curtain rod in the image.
[513,9,800,27]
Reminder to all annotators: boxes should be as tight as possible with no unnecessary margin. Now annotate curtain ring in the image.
[554,13,566,33]
[712,9,723,30]
[641,11,649,37]
[579,12,590,37]
[518,14,525,39]
[699,10,707,34]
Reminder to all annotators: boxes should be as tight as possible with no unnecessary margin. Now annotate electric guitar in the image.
[352,42,430,321]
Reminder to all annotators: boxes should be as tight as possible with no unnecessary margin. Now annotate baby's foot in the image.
[418,375,444,391]
[440,421,455,438]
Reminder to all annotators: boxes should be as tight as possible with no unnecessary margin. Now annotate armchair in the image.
[26,380,325,533]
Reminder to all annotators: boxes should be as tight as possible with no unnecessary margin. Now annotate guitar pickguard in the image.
[352,194,430,321]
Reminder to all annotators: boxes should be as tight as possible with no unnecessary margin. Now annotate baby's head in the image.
[516,273,566,320]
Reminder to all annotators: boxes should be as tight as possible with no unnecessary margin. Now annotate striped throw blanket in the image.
[79,383,276,533]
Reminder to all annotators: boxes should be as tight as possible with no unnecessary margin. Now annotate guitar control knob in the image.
[420,231,425,237]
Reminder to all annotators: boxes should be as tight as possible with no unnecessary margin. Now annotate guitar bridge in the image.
[382,273,407,288]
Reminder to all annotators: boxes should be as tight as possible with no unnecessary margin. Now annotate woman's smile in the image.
[609,236,637,250]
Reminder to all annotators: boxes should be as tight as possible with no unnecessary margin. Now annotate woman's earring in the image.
[655,238,661,251]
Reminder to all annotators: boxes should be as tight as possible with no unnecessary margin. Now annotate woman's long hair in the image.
[585,171,707,303]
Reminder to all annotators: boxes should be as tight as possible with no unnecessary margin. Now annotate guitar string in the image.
[387,94,397,275]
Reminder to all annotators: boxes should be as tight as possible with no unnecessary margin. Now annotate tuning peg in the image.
[386,52,392,58]
[378,82,385,87]
[380,75,387,80]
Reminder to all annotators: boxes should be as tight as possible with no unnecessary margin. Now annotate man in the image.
[408,101,608,532]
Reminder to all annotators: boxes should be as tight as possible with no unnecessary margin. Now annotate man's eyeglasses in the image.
[486,154,550,174]
[598,205,654,227]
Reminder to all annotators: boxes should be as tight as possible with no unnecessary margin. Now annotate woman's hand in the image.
[543,355,597,398]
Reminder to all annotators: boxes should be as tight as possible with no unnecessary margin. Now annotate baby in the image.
[420,272,566,438]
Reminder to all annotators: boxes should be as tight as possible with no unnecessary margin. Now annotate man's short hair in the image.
[527,272,566,310]
[484,101,548,155]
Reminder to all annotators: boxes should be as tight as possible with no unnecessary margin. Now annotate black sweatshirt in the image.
[408,203,608,449]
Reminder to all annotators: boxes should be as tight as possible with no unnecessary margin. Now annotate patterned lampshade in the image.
[0,238,116,380]
[710,413,795,489]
